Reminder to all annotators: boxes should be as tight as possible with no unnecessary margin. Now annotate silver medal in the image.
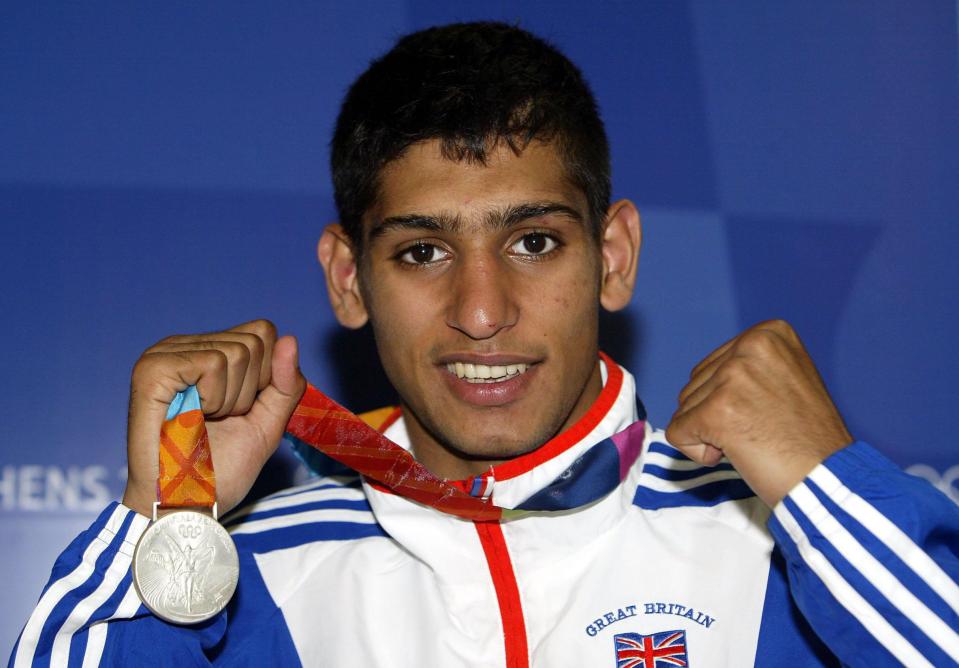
[132,505,239,625]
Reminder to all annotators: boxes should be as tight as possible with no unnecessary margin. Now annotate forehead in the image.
[365,139,587,227]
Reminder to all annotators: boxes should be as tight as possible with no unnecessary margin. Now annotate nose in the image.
[446,254,518,340]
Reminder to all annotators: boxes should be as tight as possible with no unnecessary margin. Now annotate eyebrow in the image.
[369,212,460,239]
[369,201,584,239]
[492,202,584,230]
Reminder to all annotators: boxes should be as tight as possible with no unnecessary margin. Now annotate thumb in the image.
[269,335,306,398]
[247,335,307,434]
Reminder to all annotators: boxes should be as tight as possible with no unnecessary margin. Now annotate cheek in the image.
[550,260,600,308]
[365,275,444,366]
[365,287,415,354]
[531,270,600,339]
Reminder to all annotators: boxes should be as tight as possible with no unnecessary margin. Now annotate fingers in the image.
[145,319,276,418]
[687,334,736,380]
[667,376,725,467]
[133,348,228,412]
[229,319,277,391]
[671,441,725,467]
[678,320,801,414]
[665,383,725,466]
[123,319,292,516]
[667,319,849,502]
[666,338,731,467]
[678,347,728,407]
[669,320,796,466]
[125,347,232,514]
[140,343,242,417]
[686,319,793,379]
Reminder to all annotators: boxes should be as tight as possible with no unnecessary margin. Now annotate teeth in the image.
[445,362,530,383]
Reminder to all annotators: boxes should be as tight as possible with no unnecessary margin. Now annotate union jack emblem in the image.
[614,630,688,668]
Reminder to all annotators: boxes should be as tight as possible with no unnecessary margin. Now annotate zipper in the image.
[475,521,529,668]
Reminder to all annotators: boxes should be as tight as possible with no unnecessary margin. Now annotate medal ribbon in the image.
[157,386,216,509]
[286,384,501,522]
[157,384,499,521]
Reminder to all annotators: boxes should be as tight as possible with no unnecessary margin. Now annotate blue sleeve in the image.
[768,441,959,667]
[9,502,225,667]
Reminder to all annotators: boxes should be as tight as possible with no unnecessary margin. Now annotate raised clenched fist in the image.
[665,320,853,507]
[122,319,306,517]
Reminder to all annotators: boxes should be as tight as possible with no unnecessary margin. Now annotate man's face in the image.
[356,139,606,478]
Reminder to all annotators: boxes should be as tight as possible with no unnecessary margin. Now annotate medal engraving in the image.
[133,510,239,625]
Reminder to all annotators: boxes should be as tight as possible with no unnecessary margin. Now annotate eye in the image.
[398,242,450,265]
[509,232,559,256]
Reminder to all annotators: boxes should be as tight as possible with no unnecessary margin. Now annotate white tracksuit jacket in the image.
[11,360,959,667]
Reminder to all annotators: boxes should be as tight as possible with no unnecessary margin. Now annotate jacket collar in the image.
[377,353,646,515]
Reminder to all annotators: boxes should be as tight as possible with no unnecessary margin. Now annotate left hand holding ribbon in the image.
[123,319,307,517]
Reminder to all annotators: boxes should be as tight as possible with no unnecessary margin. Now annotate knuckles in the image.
[761,318,792,333]
[766,318,800,343]
[220,340,251,368]
[729,320,807,368]
[129,320,279,423]
[243,319,277,344]
[129,346,230,389]
[707,387,742,422]
[204,348,230,374]
[236,331,265,361]
[134,319,275,382]
[735,327,782,358]
[130,353,160,385]
[663,422,683,446]
[711,361,739,386]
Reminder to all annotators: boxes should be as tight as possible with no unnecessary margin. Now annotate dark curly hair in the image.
[331,21,611,254]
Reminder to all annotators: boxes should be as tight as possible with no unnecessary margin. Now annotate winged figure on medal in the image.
[146,533,216,614]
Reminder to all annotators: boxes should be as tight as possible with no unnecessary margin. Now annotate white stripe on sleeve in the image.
[81,579,144,668]
[80,623,107,668]
[13,506,131,668]
[790,483,959,662]
[809,465,959,616]
[50,512,149,666]
[774,503,934,668]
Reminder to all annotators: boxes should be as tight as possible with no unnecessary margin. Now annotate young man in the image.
[12,22,959,667]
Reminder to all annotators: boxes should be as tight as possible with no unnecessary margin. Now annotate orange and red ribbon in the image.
[158,383,499,521]
[157,386,216,509]
[286,385,501,521]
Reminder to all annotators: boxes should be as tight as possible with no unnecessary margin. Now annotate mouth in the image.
[438,356,540,408]
[444,362,530,384]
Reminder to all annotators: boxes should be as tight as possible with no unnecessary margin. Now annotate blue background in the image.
[2,1,958,651]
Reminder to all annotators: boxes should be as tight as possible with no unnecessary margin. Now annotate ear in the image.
[599,199,642,312]
[317,224,369,329]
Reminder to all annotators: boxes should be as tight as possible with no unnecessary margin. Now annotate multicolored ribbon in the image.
[157,384,499,521]
[286,385,502,521]
[157,386,216,509]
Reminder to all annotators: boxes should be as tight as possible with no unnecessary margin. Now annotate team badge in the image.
[613,630,688,667]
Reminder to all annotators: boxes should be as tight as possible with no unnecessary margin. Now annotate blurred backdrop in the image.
[2,0,958,651]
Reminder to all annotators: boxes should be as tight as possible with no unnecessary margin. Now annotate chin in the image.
[437,428,551,462]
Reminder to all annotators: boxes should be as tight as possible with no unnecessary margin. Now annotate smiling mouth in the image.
[445,362,530,383]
